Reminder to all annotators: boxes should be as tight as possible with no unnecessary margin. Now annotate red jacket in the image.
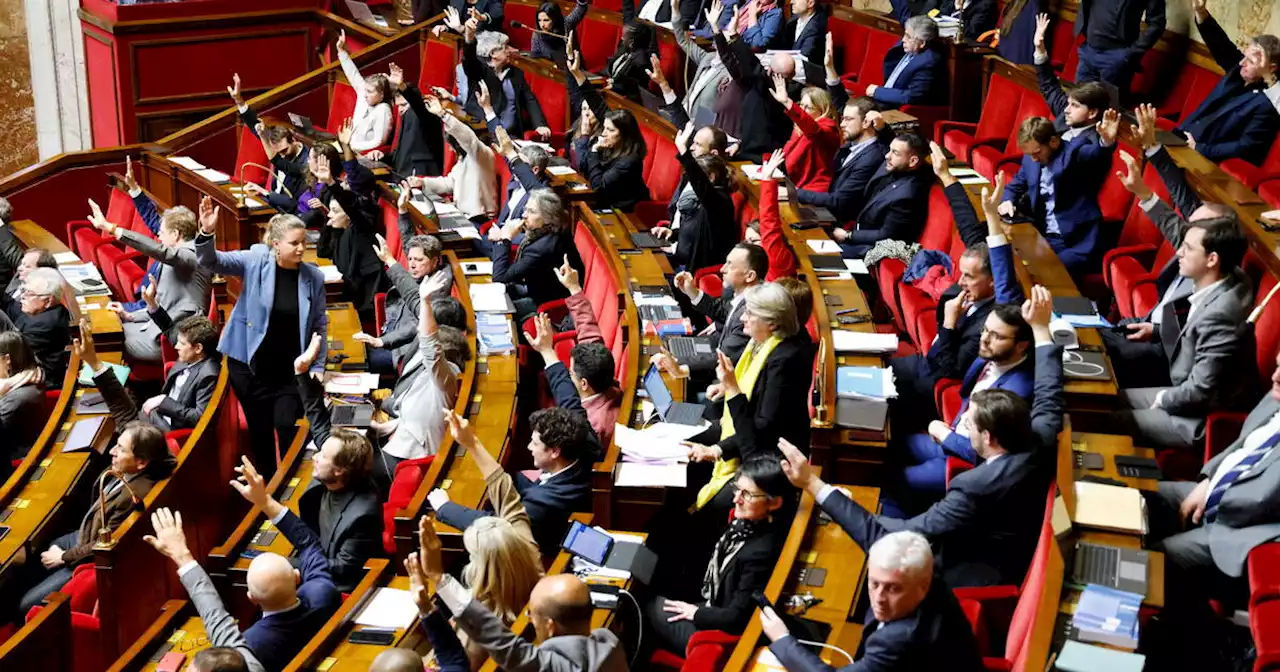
[759,179,797,281]
[782,104,841,192]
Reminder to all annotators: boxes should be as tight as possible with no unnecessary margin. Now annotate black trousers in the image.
[227,358,302,481]
[1099,326,1171,390]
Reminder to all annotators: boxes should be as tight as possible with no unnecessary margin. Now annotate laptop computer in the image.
[784,178,837,223]
[630,231,668,249]
[664,335,714,362]
[287,113,336,142]
[642,363,704,425]
[62,416,109,454]
[331,403,374,428]
[1071,541,1149,596]
[345,0,391,29]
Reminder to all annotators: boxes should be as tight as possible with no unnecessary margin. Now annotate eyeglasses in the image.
[733,486,773,502]
[981,327,1015,341]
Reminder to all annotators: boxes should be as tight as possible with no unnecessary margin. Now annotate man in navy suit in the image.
[830,132,934,259]
[778,287,1064,588]
[795,75,890,223]
[488,111,551,226]
[769,0,827,67]
[867,0,948,108]
[998,112,1119,277]
[231,457,341,671]
[759,522,982,671]
[434,407,594,554]
[1033,12,1110,140]
[1176,2,1280,165]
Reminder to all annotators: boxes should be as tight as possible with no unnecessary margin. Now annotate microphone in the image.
[509,21,566,39]
[96,469,144,546]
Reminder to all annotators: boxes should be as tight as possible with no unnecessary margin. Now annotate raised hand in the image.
[705,0,724,34]
[87,198,113,233]
[397,180,412,214]
[824,31,835,73]
[228,72,244,105]
[646,53,670,92]
[928,141,952,183]
[142,277,158,310]
[1021,284,1053,331]
[404,552,433,614]
[124,155,139,193]
[143,507,194,566]
[981,172,1006,222]
[337,117,355,149]
[1114,150,1151,199]
[715,350,739,395]
[72,319,99,372]
[778,438,816,491]
[554,254,581,293]
[769,73,793,108]
[293,333,323,374]
[762,149,786,180]
[230,456,271,510]
[674,121,694,155]
[417,514,444,582]
[443,6,462,32]
[372,232,396,265]
[673,270,696,298]
[1096,108,1120,146]
[522,312,556,354]
[444,410,478,452]
[423,93,445,117]
[335,29,347,55]
[198,195,219,235]
[1033,13,1050,54]
[1134,103,1159,149]
[314,152,334,184]
[388,62,405,91]
[492,124,516,159]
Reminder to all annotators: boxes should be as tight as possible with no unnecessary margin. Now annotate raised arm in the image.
[759,179,798,279]
[193,197,250,277]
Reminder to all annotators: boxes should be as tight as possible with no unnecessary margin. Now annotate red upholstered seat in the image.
[1047,21,1080,77]
[383,455,435,554]
[900,286,936,347]
[24,564,100,672]
[68,187,135,260]
[236,124,272,188]
[1250,543,1280,608]
[827,14,869,77]
[420,36,458,92]
[504,2,538,52]
[1098,150,1136,225]
[165,429,193,456]
[937,73,1027,162]
[1154,58,1220,126]
[648,629,742,671]
[525,68,570,137]
[875,257,909,334]
[918,185,953,252]
[96,244,144,301]
[325,81,359,134]
[117,259,148,304]
[693,265,722,299]
[1221,137,1280,189]
[577,16,621,73]
[847,29,899,96]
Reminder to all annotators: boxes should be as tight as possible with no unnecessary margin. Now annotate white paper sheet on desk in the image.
[547,165,578,176]
[807,239,841,254]
[453,225,481,240]
[515,139,554,152]
[243,197,265,209]
[324,372,379,395]
[320,265,344,282]
[434,201,462,217]
[845,259,869,274]
[950,167,982,177]
[957,174,990,185]
[832,330,899,354]
[54,251,79,265]
[572,556,631,581]
[616,462,687,487]
[168,156,206,171]
[194,168,232,184]
[614,424,693,463]
[354,587,418,629]
[410,200,436,216]
[742,164,785,181]
[470,282,516,313]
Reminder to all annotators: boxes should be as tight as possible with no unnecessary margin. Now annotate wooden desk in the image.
[1167,145,1280,278]
[0,591,73,670]
[1071,432,1158,492]
[326,301,368,370]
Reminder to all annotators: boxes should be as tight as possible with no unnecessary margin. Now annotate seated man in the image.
[709,2,801,162]
[408,517,628,671]
[829,132,933,259]
[230,457,342,671]
[1145,350,1280,610]
[668,0,734,134]
[769,0,827,65]
[144,507,267,672]
[383,62,441,177]
[0,267,71,381]
[19,324,174,613]
[434,407,594,554]
[527,258,622,447]
[669,243,768,370]
[776,286,1063,588]
[998,112,1120,276]
[292,336,383,593]
[137,286,221,431]
[891,155,1022,424]
[456,29,551,141]
[228,74,310,214]
[1104,128,1255,452]
[868,0,948,108]
[1032,13,1111,142]
[760,529,982,671]
[1175,3,1280,165]
[2,242,55,300]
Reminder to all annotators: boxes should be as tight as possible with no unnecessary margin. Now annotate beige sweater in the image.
[419,114,498,219]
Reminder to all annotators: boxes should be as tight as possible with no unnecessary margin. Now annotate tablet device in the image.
[562,520,614,566]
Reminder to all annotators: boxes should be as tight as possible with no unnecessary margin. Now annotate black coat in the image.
[319,183,384,313]
[693,521,784,633]
[490,229,582,308]
[461,40,546,138]
[390,84,442,178]
[669,151,736,273]
[717,332,815,463]
[578,82,651,212]
[714,32,801,162]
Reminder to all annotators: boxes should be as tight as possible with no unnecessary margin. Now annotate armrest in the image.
[933,377,961,420]
[1102,243,1159,286]
[1204,411,1248,466]
[935,120,978,145]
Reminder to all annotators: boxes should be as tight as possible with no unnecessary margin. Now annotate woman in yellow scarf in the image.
[688,282,816,512]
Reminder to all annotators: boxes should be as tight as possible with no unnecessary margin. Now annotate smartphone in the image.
[348,628,396,645]
[240,548,264,560]
[753,592,778,614]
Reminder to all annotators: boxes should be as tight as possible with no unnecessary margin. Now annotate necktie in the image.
[1204,431,1280,523]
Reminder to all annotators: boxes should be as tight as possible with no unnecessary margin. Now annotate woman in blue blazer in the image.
[194,197,328,479]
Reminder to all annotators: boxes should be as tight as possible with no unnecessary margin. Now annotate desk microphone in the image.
[509,21,566,39]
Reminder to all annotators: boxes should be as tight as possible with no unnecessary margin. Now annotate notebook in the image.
[62,416,110,454]
[1072,481,1147,534]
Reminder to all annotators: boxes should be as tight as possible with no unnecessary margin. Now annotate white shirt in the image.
[1187,278,1226,320]
[1208,410,1280,496]
[639,0,665,22]
[167,366,191,402]
[793,13,812,40]
[971,355,1027,395]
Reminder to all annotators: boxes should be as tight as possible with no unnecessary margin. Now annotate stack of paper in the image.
[613,424,698,464]
[354,588,418,629]
[1056,640,1145,672]
[324,372,379,395]
[53,251,79,265]
[470,283,516,314]
[949,167,989,186]
[1072,584,1142,649]
[60,263,111,296]
[834,366,897,430]
[514,139,553,152]
[319,265,344,283]
[806,239,841,254]
[168,156,206,171]
[477,312,515,354]
[194,168,231,184]
[1073,481,1147,534]
[741,164,786,181]
[547,165,578,176]
[832,331,899,354]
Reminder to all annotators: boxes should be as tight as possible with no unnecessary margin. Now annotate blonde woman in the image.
[194,197,328,480]
[769,78,840,191]
[334,30,394,153]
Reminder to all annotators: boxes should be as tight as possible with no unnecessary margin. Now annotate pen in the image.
[834,308,860,315]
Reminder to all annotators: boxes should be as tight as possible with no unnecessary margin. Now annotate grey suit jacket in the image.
[118,233,211,341]
[455,598,629,672]
[673,15,726,120]
[1143,202,1256,416]
[1199,394,1280,577]
[179,564,267,672]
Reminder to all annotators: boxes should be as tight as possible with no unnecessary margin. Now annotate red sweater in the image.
[759,179,797,281]
[782,104,841,192]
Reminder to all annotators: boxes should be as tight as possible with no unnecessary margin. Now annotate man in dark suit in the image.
[459,29,551,141]
[672,243,769,368]
[232,457,342,671]
[1105,120,1256,453]
[229,76,310,212]
[830,132,934,259]
[487,119,552,226]
[0,198,23,290]
[136,300,221,432]
[1033,13,1110,140]
[1072,0,1165,97]
[0,236,54,302]
[868,0,948,108]
[19,326,175,614]
[760,522,982,671]
[999,112,1119,276]
[385,63,441,178]
[780,287,1064,588]
[710,3,801,162]
[770,0,827,66]
[0,267,70,381]
[435,407,594,554]
[1176,3,1280,165]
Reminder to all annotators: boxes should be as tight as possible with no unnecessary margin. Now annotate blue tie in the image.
[1204,431,1280,523]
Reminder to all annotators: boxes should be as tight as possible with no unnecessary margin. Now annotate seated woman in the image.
[566,50,651,212]
[409,89,499,221]
[688,282,815,513]
[530,0,588,66]
[651,122,738,274]
[335,30,394,154]
[0,332,45,469]
[609,0,659,101]
[771,80,840,191]
[565,77,601,171]
[646,457,793,653]
[315,153,383,317]
[487,190,580,318]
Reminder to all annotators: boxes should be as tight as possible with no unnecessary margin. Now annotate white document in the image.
[324,372,380,395]
[354,587,418,629]
[320,265,344,283]
[168,156,206,171]
[452,225,480,240]
[742,164,785,181]
[410,199,436,216]
[844,259,869,274]
[547,165,578,176]
[832,331,899,354]
[615,462,687,487]
[433,201,462,217]
[462,260,494,276]
[807,239,841,254]
[470,282,516,313]
[614,424,693,464]
[194,168,231,184]
[514,139,554,152]
[244,197,265,209]
[956,174,990,186]
[54,251,80,265]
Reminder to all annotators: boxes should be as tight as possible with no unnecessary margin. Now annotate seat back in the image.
[682,630,742,671]
[577,16,622,73]
[574,221,601,280]
[828,16,869,76]
[383,455,436,553]
[918,185,953,251]
[236,125,272,188]
[65,564,99,615]
[855,29,900,91]
[327,81,359,132]
[1155,59,1220,122]
[380,197,406,267]
[504,2,538,52]
[1098,149,1136,224]
[421,36,459,92]
[694,265,723,299]
[644,133,680,207]
[1252,270,1280,384]
[1004,486,1057,663]
[526,68,571,136]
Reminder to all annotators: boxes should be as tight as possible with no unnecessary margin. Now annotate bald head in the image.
[369,648,423,672]
[769,53,796,79]
[246,552,299,611]
[1190,202,1233,222]
[529,574,594,639]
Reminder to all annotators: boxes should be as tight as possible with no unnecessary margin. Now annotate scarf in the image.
[735,0,777,31]
[701,516,760,604]
[0,367,42,397]
[694,334,783,510]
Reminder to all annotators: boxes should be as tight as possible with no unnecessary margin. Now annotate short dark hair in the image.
[27,247,56,269]
[193,648,250,672]
[1255,35,1280,73]
[697,153,734,189]
[845,96,877,121]
[570,342,615,393]
[774,277,814,326]
[329,427,373,484]
[259,124,294,145]
[894,132,928,160]
[1191,215,1247,272]
[968,389,1033,452]
[960,242,991,277]
[1067,81,1110,116]
[991,302,1032,344]
[437,325,471,369]
[736,243,770,283]
[698,125,729,153]
[737,456,795,500]
[176,316,218,357]
[432,297,468,330]
[529,407,590,462]
[126,421,175,477]
[0,331,37,374]
[1017,117,1058,146]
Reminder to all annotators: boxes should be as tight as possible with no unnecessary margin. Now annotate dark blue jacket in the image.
[488,117,551,223]
[1177,14,1280,165]
[770,10,828,66]
[873,0,948,108]
[1003,134,1115,267]
[939,341,1035,463]
[490,229,579,308]
[796,133,888,223]
[436,461,593,554]
[450,0,503,30]
[843,166,934,250]
[244,511,342,671]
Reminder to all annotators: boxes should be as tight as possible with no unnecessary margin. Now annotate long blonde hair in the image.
[462,517,544,624]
